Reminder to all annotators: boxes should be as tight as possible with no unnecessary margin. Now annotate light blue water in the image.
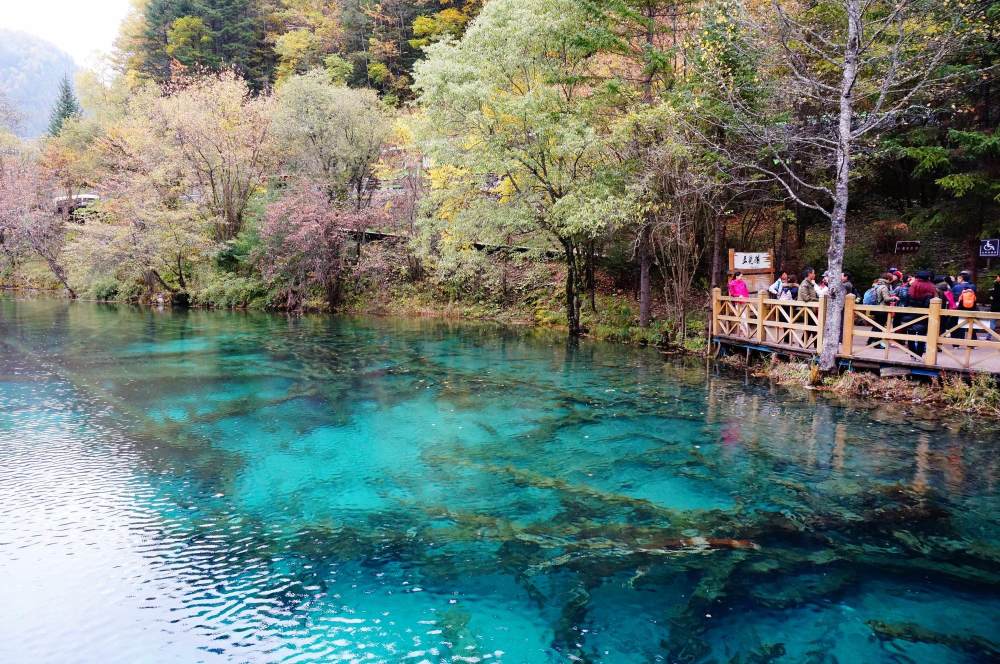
[0,294,997,663]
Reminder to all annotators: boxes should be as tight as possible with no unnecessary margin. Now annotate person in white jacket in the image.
[767,271,789,298]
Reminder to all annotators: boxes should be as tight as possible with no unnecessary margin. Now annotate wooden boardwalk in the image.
[710,289,1000,375]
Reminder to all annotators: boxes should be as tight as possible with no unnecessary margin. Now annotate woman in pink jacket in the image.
[728,271,751,299]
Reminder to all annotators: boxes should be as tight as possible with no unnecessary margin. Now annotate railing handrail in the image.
[856,304,1000,320]
[717,294,820,308]
[710,287,1000,373]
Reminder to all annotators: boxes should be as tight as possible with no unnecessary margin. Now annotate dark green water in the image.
[0,294,997,663]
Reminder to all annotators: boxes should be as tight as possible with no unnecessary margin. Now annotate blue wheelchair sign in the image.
[980,239,1000,258]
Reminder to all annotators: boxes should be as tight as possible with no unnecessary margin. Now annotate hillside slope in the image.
[0,30,76,137]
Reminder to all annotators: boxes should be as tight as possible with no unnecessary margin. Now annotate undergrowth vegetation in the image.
[754,356,1000,417]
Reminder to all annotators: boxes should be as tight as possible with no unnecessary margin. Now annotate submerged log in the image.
[867,620,999,659]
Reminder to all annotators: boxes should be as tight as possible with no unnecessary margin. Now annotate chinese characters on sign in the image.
[894,241,921,254]
[733,252,772,270]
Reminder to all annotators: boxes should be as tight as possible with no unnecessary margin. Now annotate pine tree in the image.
[47,75,81,137]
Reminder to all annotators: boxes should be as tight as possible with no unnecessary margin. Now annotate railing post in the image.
[755,290,766,343]
[925,297,941,367]
[816,294,827,354]
[711,287,722,337]
[841,294,855,357]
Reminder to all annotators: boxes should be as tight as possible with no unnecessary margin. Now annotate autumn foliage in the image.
[259,183,385,311]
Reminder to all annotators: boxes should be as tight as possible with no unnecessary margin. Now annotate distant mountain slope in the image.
[0,30,76,138]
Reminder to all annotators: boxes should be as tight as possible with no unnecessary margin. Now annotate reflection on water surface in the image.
[0,295,997,663]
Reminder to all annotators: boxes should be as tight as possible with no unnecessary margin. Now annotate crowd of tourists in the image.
[729,267,1000,312]
[727,267,1000,356]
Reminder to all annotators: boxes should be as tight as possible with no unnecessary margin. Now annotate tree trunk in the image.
[325,276,342,311]
[710,216,723,290]
[562,238,581,336]
[176,255,187,290]
[819,0,860,371]
[795,205,808,253]
[639,223,652,327]
[148,269,174,293]
[43,254,75,299]
[968,207,983,281]
[585,240,597,313]
[776,211,789,272]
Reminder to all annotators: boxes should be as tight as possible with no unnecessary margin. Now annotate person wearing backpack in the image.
[957,286,977,311]
[767,271,788,298]
[865,274,897,349]
[956,280,979,340]
[952,272,976,301]
[862,282,879,306]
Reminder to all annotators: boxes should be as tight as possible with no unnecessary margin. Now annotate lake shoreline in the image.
[6,286,999,420]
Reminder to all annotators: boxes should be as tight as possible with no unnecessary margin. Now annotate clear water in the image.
[1,295,997,664]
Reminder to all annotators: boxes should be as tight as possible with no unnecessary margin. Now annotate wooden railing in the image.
[713,291,825,353]
[711,288,1000,373]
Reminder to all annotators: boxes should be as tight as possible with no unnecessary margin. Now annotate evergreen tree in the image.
[47,75,81,137]
[136,0,274,91]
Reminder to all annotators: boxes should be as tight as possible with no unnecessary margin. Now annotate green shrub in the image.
[89,279,120,301]
[192,273,269,308]
[117,280,147,303]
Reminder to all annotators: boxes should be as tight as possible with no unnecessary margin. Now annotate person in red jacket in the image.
[904,271,938,356]
[907,271,938,305]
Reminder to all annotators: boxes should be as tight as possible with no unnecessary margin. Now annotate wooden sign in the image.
[733,252,772,270]
[728,249,774,293]
[729,249,773,275]
[894,240,921,254]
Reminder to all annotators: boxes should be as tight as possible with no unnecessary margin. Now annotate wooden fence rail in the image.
[711,288,1000,374]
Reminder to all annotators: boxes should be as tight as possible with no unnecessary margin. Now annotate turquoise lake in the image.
[0,294,997,663]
